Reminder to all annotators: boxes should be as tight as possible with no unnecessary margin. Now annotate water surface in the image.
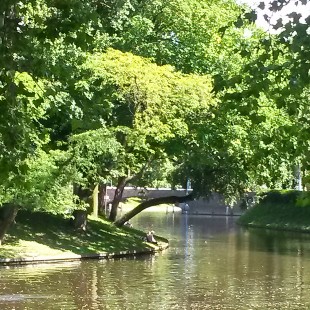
[1,212,310,309]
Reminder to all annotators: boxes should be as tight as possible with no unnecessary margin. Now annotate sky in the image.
[237,0,310,31]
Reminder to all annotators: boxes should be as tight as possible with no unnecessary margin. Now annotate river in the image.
[1,212,310,309]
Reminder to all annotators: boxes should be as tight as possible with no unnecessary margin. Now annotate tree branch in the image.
[114,193,194,227]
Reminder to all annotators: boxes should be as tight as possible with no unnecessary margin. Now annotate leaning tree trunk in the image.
[109,176,127,222]
[0,203,19,245]
[114,194,193,227]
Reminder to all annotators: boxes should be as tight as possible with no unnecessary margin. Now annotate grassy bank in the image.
[238,190,310,232]
[0,210,168,261]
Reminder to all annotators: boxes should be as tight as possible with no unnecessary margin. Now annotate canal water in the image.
[1,212,310,309]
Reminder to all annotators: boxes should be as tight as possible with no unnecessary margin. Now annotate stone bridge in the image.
[106,187,251,215]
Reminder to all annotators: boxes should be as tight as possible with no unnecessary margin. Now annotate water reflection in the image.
[1,213,310,309]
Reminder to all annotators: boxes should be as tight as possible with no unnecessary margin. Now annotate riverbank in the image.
[0,210,169,265]
[238,190,310,232]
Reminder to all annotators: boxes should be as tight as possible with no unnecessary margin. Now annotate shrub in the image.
[259,190,300,205]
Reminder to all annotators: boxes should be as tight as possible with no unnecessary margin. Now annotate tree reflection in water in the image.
[1,213,310,309]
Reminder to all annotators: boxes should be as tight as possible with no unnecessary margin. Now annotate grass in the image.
[238,190,310,232]
[122,197,142,208]
[0,210,168,260]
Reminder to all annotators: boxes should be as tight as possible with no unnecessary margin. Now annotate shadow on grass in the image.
[1,210,156,257]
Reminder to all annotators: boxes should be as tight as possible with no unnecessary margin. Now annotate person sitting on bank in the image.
[124,221,133,228]
[146,231,158,244]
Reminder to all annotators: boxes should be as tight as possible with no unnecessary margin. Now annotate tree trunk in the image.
[0,204,19,245]
[92,184,99,218]
[72,185,93,231]
[72,210,88,231]
[114,194,193,227]
[98,183,107,215]
[108,160,154,221]
[109,176,127,222]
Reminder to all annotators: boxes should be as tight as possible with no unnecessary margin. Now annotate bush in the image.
[259,190,300,205]
[296,192,310,208]
[238,190,310,232]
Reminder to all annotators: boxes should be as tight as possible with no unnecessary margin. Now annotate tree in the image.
[114,194,194,227]
[68,128,121,226]
[0,0,112,178]
[212,0,310,188]
[80,49,216,221]
[103,0,252,76]
[1,0,305,238]
[0,0,110,240]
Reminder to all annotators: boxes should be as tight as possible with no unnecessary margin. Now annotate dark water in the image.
[1,212,310,309]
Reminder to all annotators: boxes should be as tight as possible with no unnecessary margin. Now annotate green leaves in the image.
[82,49,215,180]
[1,0,308,216]
[107,0,245,75]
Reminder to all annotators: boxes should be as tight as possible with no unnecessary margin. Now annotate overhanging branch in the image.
[114,193,194,227]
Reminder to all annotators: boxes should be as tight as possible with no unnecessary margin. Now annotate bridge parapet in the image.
[106,187,189,201]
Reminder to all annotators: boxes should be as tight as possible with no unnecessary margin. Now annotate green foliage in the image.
[0,0,307,226]
[259,190,300,205]
[133,158,176,188]
[238,190,310,232]
[0,149,76,213]
[68,128,121,185]
[206,1,310,198]
[82,49,215,181]
[216,1,310,168]
[296,192,310,208]
[171,90,296,200]
[108,0,252,76]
